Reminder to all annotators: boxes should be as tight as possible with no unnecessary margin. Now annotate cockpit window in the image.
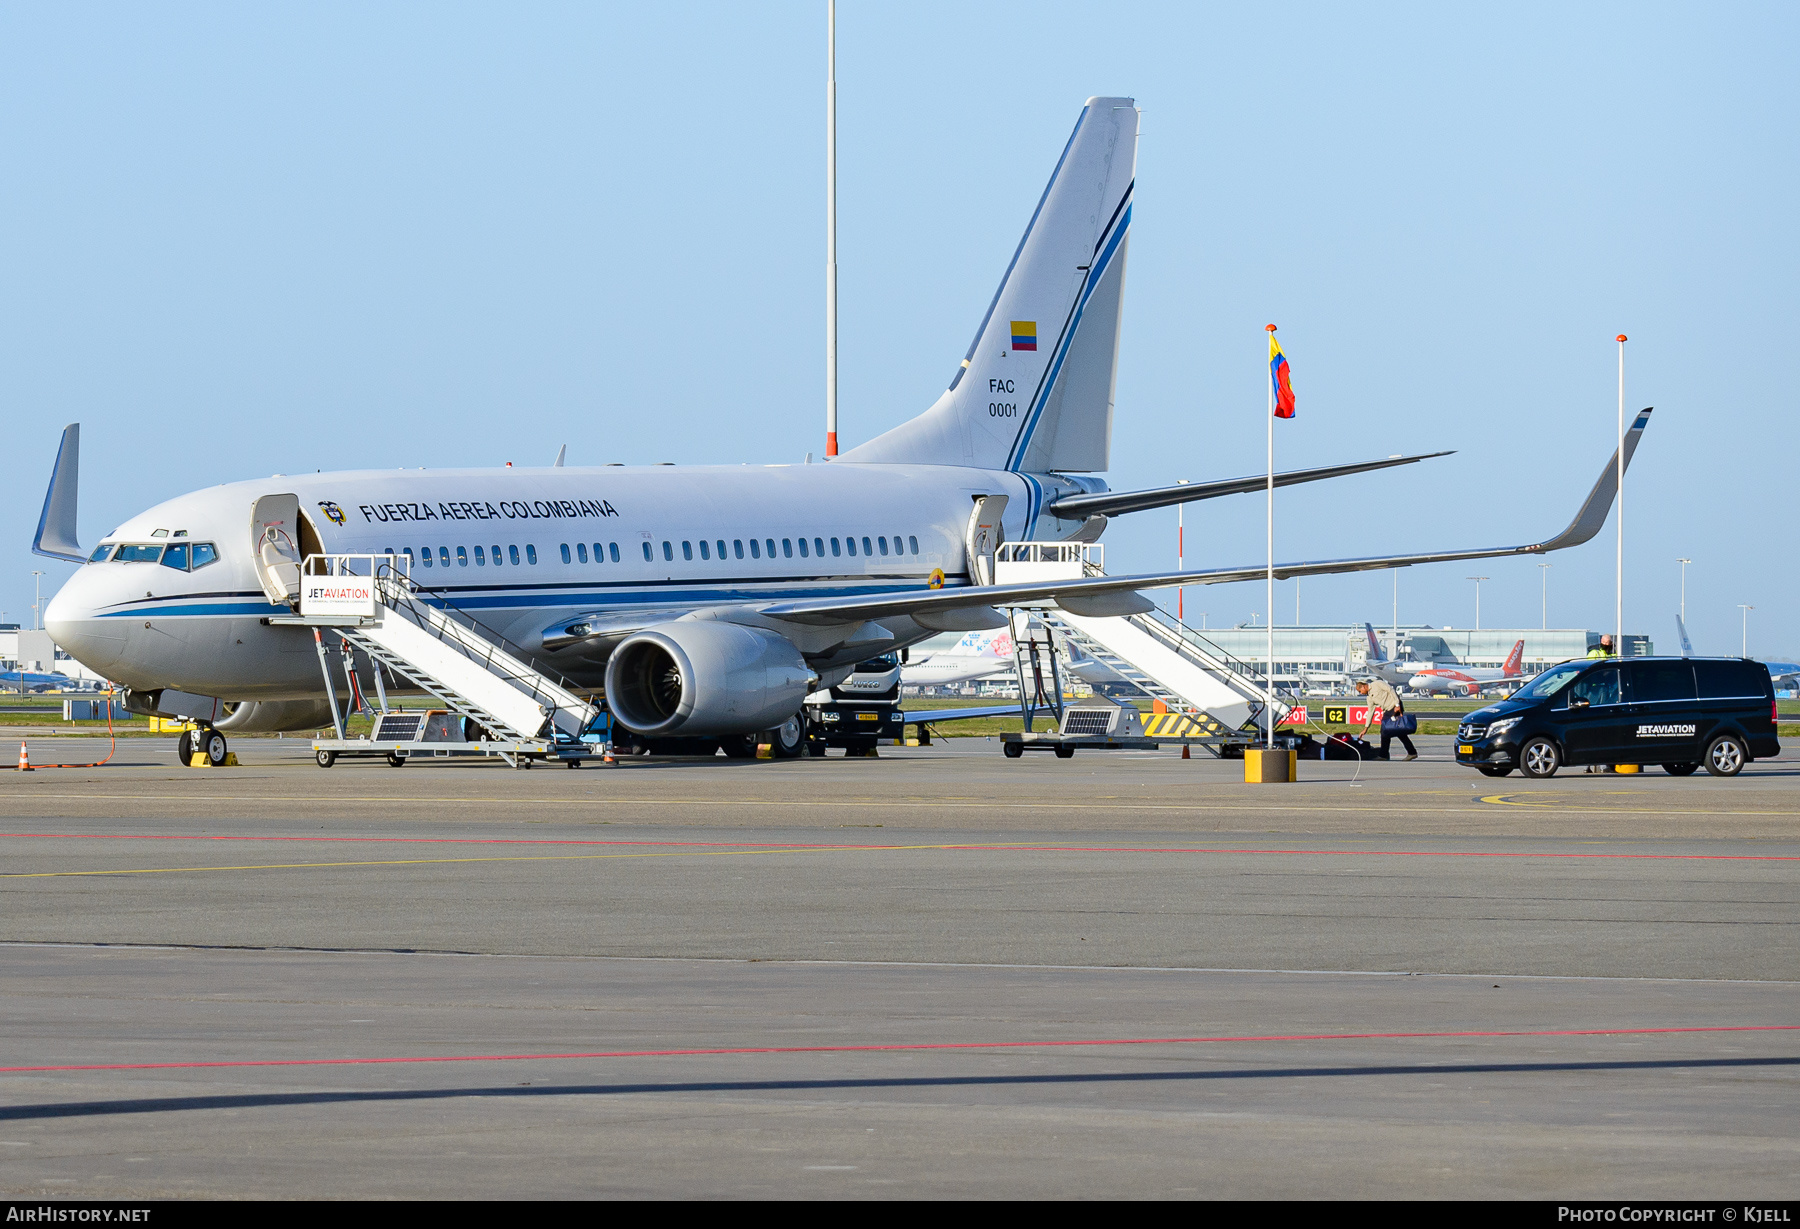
[190,543,218,570]
[88,545,115,563]
[115,544,164,563]
[161,543,190,570]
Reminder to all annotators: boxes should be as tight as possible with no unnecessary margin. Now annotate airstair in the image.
[268,554,600,767]
[993,542,1296,738]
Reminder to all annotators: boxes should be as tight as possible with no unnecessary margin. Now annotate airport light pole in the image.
[1616,334,1627,650]
[1677,557,1691,621]
[32,571,44,630]
[1176,478,1188,622]
[1467,576,1488,631]
[1739,604,1753,658]
[1538,562,1551,630]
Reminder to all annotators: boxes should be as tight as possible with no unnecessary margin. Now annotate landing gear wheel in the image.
[719,734,758,759]
[1003,742,1024,759]
[1519,736,1561,779]
[1054,745,1076,759]
[769,714,806,759]
[1704,735,1746,777]
[804,740,828,757]
[315,749,337,768]
[1663,762,1700,777]
[202,730,228,767]
[1476,764,1513,777]
[385,752,407,767]
[176,730,195,765]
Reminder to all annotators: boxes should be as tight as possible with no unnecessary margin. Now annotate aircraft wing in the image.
[761,410,1651,628]
[1045,451,1453,520]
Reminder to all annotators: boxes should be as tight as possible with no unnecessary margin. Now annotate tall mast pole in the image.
[825,1,839,457]
[1265,325,1275,750]
[1616,334,1626,650]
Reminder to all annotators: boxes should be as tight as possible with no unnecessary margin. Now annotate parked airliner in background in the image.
[1403,640,1526,695]
[35,95,1650,755]
[902,631,1015,689]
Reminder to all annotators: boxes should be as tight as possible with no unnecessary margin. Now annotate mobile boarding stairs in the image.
[989,542,1302,758]
[266,554,603,768]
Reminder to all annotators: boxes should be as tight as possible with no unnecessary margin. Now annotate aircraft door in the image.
[963,494,1008,587]
[251,493,302,604]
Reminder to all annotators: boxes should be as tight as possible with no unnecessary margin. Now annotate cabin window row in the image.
[389,544,543,568]
[384,534,925,571]
[640,534,922,564]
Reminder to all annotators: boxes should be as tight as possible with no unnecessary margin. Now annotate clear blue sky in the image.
[5,3,1795,657]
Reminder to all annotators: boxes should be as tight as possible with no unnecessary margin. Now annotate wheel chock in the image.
[191,753,240,767]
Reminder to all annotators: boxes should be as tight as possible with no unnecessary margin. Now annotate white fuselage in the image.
[46,462,1101,702]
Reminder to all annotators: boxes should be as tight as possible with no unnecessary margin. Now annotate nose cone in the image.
[44,570,128,682]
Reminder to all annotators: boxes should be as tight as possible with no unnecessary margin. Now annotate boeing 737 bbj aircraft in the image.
[35,96,1652,755]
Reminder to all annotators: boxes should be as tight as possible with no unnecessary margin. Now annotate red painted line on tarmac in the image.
[4,1024,1796,1075]
[3,831,1797,862]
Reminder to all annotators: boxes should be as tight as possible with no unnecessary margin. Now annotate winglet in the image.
[32,423,84,563]
[553,444,567,468]
[1535,409,1652,552]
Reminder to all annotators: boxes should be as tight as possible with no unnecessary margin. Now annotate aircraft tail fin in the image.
[1504,640,1524,675]
[1364,623,1387,664]
[1677,614,1694,657]
[841,97,1138,473]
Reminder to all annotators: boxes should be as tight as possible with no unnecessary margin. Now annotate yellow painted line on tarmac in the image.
[0,840,1041,880]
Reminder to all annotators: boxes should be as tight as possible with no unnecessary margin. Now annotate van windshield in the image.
[1514,661,1586,700]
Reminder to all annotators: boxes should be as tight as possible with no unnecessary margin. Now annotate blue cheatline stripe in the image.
[96,578,974,620]
[947,105,1090,394]
[1006,197,1132,471]
[1019,473,1046,539]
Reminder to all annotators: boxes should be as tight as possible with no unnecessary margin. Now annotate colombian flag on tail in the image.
[1269,332,1296,419]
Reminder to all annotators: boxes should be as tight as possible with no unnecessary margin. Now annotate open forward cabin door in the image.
[250,493,322,605]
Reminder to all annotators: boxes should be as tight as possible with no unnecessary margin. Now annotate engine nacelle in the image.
[605,621,811,736]
[215,699,336,732]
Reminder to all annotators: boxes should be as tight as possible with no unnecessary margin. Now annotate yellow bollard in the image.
[1244,747,1296,783]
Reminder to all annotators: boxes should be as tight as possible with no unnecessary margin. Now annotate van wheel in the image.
[1704,735,1746,777]
[1520,737,1561,779]
[1663,762,1699,777]
[768,714,806,759]
[315,749,337,768]
[1476,764,1513,777]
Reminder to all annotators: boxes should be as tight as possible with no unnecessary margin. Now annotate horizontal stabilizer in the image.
[1047,451,1454,520]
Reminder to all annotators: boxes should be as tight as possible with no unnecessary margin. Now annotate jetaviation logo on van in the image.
[1635,723,1697,738]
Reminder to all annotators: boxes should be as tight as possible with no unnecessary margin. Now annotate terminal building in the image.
[1183,624,1652,691]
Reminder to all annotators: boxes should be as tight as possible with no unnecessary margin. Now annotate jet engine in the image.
[215,699,336,733]
[605,621,811,736]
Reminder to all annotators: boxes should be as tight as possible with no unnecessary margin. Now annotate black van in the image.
[1454,656,1779,779]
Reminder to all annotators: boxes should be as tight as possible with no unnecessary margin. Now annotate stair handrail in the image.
[300,553,598,735]
[1072,554,1302,722]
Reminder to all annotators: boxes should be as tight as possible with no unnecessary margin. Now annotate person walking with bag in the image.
[1357,678,1417,761]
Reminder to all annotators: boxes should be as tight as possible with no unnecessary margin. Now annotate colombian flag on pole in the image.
[1269,332,1296,419]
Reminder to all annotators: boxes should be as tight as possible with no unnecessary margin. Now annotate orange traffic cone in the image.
[1181,744,1190,760]
[18,741,33,772]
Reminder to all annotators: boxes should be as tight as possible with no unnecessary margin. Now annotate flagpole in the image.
[1265,324,1276,750]
[1615,334,1626,652]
